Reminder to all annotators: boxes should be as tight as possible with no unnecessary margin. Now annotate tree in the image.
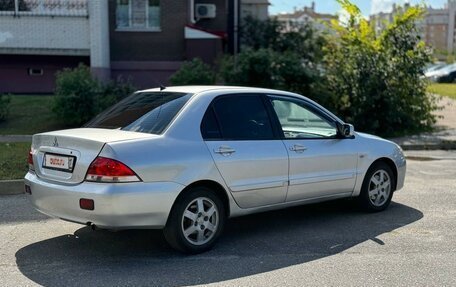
[322,0,437,137]
[219,16,326,98]
[240,15,326,64]
[220,48,317,97]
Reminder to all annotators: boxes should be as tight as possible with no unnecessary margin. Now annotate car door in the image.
[266,95,358,202]
[201,94,289,209]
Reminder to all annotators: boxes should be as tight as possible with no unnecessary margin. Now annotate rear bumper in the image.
[24,172,184,229]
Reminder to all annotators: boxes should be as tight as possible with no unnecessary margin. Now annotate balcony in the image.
[0,0,88,16]
[0,0,90,56]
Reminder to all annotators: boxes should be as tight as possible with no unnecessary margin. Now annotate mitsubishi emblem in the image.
[53,137,59,147]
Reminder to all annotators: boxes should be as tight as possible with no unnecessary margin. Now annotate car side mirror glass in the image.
[337,123,355,138]
[341,123,355,138]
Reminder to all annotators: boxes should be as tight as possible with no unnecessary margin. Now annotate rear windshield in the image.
[85,92,192,134]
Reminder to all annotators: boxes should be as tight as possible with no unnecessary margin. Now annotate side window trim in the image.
[200,105,223,141]
[265,94,339,140]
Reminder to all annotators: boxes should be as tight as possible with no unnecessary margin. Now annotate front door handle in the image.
[289,144,307,153]
[214,146,236,156]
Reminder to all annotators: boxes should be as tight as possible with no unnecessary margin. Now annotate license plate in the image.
[42,153,76,172]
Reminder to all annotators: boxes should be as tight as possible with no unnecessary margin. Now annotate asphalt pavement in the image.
[0,151,455,286]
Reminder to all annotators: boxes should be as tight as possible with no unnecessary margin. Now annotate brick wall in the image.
[195,0,228,32]
[0,55,89,94]
[108,0,188,61]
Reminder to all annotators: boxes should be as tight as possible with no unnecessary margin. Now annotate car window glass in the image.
[213,95,274,140]
[270,97,337,139]
[85,92,192,135]
[201,107,222,140]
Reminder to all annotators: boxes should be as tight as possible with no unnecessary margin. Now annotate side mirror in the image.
[337,123,355,138]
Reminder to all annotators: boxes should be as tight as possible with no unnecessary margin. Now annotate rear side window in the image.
[86,92,192,134]
[201,107,222,140]
[210,94,274,140]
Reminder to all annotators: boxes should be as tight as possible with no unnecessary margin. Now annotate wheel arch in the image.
[369,157,398,191]
[166,180,231,225]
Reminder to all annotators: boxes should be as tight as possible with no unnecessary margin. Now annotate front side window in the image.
[269,96,337,139]
[210,94,274,140]
[116,0,160,30]
[86,92,192,134]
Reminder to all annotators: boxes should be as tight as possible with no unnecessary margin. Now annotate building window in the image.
[28,68,43,76]
[116,0,160,31]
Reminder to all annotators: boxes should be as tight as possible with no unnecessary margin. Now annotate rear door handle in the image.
[214,146,236,156]
[289,144,307,153]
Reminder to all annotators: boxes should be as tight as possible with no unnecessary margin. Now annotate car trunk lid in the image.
[32,128,155,184]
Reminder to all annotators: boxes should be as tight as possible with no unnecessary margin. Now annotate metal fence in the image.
[0,0,88,16]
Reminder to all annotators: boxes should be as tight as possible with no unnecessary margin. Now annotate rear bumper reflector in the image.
[80,198,95,210]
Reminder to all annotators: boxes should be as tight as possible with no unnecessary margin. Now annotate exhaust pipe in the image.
[86,222,97,231]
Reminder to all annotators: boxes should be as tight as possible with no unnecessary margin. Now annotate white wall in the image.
[0,15,90,55]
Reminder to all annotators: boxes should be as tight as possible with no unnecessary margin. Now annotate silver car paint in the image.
[284,138,358,202]
[205,140,289,208]
[31,129,155,184]
[25,86,406,229]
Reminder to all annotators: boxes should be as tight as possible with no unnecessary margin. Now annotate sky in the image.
[269,0,448,16]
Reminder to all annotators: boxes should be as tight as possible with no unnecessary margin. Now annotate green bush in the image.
[322,0,437,137]
[169,58,216,85]
[98,77,135,111]
[0,94,11,122]
[53,64,136,127]
[53,64,101,127]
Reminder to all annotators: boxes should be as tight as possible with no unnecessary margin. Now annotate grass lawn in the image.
[427,83,456,100]
[0,142,30,180]
[0,95,66,135]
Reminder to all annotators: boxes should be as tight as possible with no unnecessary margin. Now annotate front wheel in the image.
[359,162,396,212]
[163,187,225,254]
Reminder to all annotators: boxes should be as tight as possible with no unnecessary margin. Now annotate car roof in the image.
[138,85,291,95]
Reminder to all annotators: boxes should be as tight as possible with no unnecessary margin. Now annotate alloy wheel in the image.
[181,197,219,246]
[368,169,391,207]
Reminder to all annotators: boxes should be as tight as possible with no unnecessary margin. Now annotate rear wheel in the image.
[359,162,395,212]
[164,187,225,254]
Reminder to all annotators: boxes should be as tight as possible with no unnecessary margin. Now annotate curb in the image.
[399,141,456,151]
[0,179,24,195]
[0,135,32,143]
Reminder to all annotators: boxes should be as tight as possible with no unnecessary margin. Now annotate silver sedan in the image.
[24,86,406,253]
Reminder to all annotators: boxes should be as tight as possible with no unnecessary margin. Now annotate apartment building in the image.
[371,0,456,55]
[274,2,337,33]
[0,0,266,94]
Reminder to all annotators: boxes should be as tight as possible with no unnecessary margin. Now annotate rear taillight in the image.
[85,157,141,183]
[28,149,35,171]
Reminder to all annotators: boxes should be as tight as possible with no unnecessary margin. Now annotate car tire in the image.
[359,162,396,212]
[163,187,226,254]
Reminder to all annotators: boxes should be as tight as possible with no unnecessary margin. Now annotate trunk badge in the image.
[53,137,59,147]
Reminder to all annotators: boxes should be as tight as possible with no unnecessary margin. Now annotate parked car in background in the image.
[425,63,456,82]
[424,62,446,75]
[24,86,406,253]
